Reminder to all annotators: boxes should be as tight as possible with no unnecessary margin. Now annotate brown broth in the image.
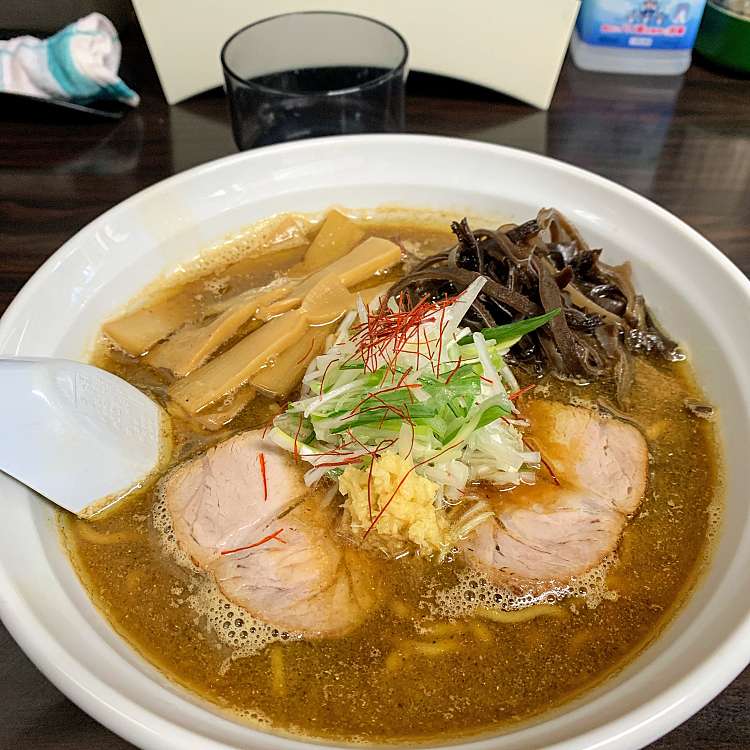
[61,213,721,743]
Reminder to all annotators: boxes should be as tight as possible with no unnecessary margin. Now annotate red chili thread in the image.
[444,356,463,384]
[220,528,286,556]
[349,291,460,374]
[295,336,316,365]
[366,453,376,522]
[258,452,268,502]
[508,383,536,401]
[523,435,560,486]
[363,440,462,540]
[319,359,336,396]
[540,454,561,486]
[346,382,420,417]
[260,401,286,439]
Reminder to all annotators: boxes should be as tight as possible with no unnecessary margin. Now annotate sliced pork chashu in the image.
[162,429,379,637]
[462,401,648,584]
[214,502,379,636]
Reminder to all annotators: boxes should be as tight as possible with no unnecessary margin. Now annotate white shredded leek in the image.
[271,275,540,513]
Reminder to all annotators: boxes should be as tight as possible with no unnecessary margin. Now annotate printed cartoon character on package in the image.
[577,0,706,48]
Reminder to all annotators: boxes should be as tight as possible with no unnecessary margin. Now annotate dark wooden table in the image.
[1,23,748,750]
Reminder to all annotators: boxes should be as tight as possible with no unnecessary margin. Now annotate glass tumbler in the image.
[221,12,408,150]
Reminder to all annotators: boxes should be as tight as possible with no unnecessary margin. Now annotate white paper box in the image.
[132,1,580,110]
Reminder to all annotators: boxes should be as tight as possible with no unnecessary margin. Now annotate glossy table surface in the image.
[0,25,748,750]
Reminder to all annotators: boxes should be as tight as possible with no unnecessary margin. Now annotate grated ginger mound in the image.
[339,451,450,555]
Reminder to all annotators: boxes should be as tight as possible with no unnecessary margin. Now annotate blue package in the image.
[576,0,707,49]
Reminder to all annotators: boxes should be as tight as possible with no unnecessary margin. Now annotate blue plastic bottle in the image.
[571,0,708,74]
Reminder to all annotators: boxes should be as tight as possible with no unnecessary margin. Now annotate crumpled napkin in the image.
[0,12,139,106]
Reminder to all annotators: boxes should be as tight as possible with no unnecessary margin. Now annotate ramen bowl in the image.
[0,135,748,750]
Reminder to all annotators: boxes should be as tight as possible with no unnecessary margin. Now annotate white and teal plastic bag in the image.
[0,13,139,106]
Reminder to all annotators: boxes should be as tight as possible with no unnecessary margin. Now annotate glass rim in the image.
[220,11,409,99]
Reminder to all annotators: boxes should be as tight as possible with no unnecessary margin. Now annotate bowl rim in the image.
[1,133,749,750]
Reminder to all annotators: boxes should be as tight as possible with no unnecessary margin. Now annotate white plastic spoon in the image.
[0,358,168,517]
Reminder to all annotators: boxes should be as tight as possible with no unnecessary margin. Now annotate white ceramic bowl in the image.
[0,135,748,750]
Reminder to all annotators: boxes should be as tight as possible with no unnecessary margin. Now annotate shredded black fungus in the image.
[389,208,683,406]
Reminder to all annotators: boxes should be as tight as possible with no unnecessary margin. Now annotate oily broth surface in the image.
[62,213,720,743]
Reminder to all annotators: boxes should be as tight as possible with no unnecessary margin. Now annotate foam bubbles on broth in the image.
[432,554,617,620]
[163,215,314,286]
[152,487,298,665]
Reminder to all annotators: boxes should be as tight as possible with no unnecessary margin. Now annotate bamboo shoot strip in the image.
[145,284,293,376]
[103,293,198,356]
[303,210,365,272]
[102,215,309,355]
[252,325,335,398]
[168,309,308,414]
[336,238,402,287]
[257,237,402,320]
[300,275,361,326]
[253,283,391,398]
[191,386,257,431]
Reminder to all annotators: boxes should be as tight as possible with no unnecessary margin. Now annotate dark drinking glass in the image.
[221,12,408,150]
